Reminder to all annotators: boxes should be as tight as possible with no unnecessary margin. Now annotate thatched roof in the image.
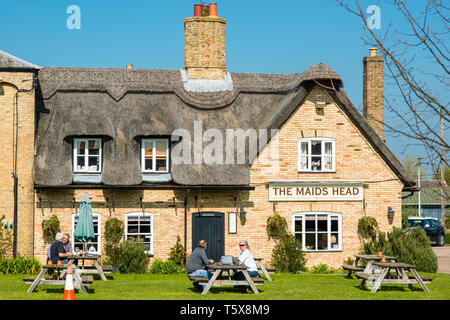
[34,63,415,188]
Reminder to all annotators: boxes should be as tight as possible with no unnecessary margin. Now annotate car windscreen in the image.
[408,219,424,228]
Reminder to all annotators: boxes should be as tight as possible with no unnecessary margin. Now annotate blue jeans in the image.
[188,269,213,290]
[233,270,259,289]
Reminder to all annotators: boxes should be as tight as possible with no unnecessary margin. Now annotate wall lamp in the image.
[239,207,246,225]
[387,207,395,219]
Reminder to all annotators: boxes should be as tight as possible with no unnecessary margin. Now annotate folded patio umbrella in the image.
[74,193,95,250]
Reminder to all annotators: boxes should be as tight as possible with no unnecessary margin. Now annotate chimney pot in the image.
[369,47,378,57]
[194,4,202,17]
[126,64,133,69]
[209,3,218,17]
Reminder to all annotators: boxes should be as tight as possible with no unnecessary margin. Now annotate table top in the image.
[372,261,415,268]
[43,265,69,269]
[70,255,101,260]
[207,263,248,270]
[355,254,397,260]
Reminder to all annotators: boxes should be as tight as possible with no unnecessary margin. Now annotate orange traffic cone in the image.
[63,264,76,300]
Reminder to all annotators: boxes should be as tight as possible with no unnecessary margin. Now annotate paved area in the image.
[433,246,450,274]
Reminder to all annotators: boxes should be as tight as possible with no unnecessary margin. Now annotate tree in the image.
[433,165,450,185]
[400,154,429,181]
[336,0,448,180]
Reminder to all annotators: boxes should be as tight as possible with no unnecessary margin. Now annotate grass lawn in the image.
[1,272,450,300]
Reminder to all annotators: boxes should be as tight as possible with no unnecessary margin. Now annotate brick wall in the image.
[0,71,36,257]
[184,16,227,80]
[363,49,385,142]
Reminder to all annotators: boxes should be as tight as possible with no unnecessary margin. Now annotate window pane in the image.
[305,216,315,232]
[324,142,333,155]
[299,156,309,170]
[145,159,153,171]
[294,218,303,232]
[77,141,86,155]
[295,233,303,248]
[305,233,315,250]
[128,225,139,234]
[311,141,322,155]
[156,159,167,172]
[324,156,333,170]
[318,233,328,250]
[156,140,167,156]
[88,156,100,171]
[317,215,328,232]
[311,156,322,171]
[331,217,339,232]
[88,140,100,155]
[77,156,86,170]
[331,233,339,249]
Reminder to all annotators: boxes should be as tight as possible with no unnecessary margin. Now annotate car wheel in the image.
[438,234,445,247]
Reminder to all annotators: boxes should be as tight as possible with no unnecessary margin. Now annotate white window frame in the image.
[298,138,336,172]
[141,138,169,173]
[73,138,102,173]
[125,212,154,255]
[292,212,342,252]
[71,213,101,254]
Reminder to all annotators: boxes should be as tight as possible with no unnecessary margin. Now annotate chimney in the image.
[363,48,385,142]
[184,3,227,80]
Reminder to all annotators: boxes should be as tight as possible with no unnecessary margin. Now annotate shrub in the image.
[343,256,355,266]
[150,259,183,274]
[0,257,41,275]
[266,214,288,239]
[41,215,60,242]
[445,233,450,245]
[0,215,13,258]
[361,227,438,273]
[168,235,187,267]
[311,263,333,274]
[357,216,379,240]
[116,239,149,274]
[104,218,124,245]
[271,235,307,273]
[104,218,124,267]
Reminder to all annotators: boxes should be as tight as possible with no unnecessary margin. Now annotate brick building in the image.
[0,4,416,268]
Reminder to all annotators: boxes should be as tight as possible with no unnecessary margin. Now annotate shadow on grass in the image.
[187,286,265,295]
[354,285,425,293]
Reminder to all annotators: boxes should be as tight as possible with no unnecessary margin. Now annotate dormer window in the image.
[141,138,169,173]
[73,138,102,173]
[298,138,335,172]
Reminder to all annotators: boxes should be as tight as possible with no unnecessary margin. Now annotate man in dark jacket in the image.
[186,240,214,290]
[49,233,73,264]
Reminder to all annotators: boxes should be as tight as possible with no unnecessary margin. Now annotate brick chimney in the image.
[184,3,227,80]
[363,48,385,142]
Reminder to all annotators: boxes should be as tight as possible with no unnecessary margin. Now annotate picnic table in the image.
[191,263,266,295]
[342,254,397,278]
[356,261,431,293]
[24,264,91,294]
[60,255,109,281]
[254,258,272,281]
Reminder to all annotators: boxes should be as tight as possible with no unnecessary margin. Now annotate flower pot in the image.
[380,257,387,263]
[377,251,383,257]
[47,260,53,266]
[57,260,62,266]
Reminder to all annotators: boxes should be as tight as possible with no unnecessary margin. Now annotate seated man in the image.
[186,240,214,291]
[49,233,73,264]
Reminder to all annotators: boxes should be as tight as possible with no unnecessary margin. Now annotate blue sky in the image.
[0,0,445,177]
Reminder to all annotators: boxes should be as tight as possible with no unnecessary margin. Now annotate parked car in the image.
[407,216,445,246]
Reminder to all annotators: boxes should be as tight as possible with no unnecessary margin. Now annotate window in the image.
[292,213,342,251]
[72,213,101,254]
[141,139,169,173]
[125,213,153,255]
[298,138,335,172]
[73,138,102,173]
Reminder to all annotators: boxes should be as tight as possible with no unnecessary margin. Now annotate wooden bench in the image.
[22,275,94,287]
[189,276,266,285]
[342,264,364,278]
